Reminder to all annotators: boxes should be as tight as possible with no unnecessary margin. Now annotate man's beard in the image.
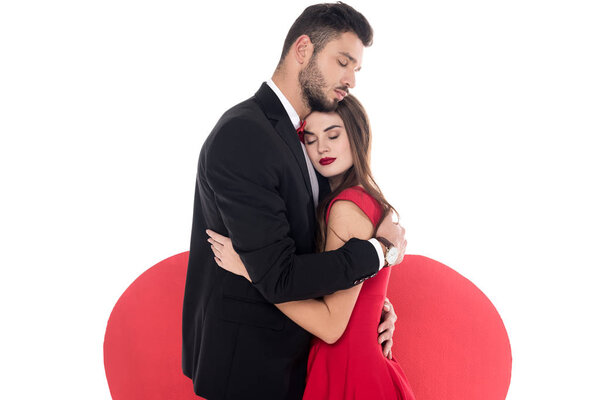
[298,56,338,112]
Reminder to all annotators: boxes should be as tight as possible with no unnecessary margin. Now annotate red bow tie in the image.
[296,120,306,143]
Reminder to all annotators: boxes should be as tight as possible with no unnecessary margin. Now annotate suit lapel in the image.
[254,83,314,200]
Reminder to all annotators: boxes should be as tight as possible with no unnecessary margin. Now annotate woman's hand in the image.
[206,229,252,282]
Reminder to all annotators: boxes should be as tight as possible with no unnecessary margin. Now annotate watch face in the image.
[387,247,399,265]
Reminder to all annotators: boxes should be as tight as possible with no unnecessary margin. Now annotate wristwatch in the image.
[376,237,399,266]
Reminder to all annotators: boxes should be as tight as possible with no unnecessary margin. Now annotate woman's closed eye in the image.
[305,135,338,145]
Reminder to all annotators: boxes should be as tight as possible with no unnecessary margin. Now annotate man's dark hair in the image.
[278,2,373,65]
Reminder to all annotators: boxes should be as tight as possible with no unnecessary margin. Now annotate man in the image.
[182,3,406,399]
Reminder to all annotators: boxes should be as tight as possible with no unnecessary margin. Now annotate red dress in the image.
[303,186,416,400]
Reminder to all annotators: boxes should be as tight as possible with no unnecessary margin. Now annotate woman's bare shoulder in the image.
[327,200,373,241]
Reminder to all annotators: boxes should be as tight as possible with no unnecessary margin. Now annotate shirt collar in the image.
[266,79,301,130]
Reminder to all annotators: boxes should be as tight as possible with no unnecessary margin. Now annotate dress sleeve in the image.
[326,187,382,228]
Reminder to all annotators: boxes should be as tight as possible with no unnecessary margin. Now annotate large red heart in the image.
[387,255,512,399]
[104,252,201,400]
[104,253,511,399]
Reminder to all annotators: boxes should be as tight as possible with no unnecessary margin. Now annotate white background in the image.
[1,0,599,398]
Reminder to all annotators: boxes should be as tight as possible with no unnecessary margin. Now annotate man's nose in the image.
[342,70,356,89]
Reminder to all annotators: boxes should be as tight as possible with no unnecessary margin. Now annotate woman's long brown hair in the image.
[314,94,398,252]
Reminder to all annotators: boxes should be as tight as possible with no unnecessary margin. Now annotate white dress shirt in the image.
[265,79,385,270]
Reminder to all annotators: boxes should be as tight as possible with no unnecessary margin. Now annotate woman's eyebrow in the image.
[304,125,341,135]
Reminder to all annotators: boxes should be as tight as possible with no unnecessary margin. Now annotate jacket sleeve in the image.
[205,118,379,303]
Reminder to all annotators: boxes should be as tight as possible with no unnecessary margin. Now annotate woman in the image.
[207,95,415,399]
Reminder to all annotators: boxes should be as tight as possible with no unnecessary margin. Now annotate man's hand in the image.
[375,210,407,265]
[378,298,397,359]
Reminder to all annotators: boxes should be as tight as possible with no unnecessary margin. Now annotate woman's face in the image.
[304,111,354,184]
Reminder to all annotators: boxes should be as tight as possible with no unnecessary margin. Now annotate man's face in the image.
[299,32,364,112]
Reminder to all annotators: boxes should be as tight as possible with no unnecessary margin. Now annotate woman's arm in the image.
[274,200,373,344]
[209,199,374,345]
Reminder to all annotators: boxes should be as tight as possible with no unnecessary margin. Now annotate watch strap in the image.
[376,236,393,250]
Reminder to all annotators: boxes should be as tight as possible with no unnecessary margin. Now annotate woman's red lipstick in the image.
[319,157,336,165]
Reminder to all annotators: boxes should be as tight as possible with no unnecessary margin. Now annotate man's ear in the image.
[292,35,314,65]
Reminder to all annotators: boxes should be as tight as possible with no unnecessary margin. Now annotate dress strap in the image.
[325,186,382,227]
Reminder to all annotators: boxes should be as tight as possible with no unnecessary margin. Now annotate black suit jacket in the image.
[182,83,380,400]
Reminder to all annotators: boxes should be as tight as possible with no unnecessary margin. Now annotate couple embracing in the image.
[182,3,416,399]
